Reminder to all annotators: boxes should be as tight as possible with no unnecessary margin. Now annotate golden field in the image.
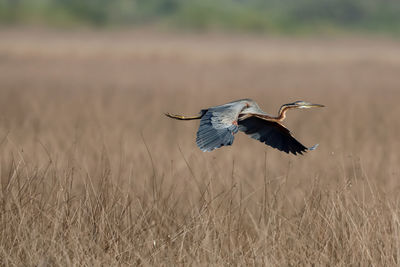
[0,29,400,266]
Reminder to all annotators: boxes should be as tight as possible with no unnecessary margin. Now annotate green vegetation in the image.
[1,0,400,34]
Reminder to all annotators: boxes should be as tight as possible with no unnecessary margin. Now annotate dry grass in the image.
[1,29,400,266]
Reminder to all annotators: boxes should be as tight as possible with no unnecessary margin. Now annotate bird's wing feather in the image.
[238,116,308,155]
[196,102,247,152]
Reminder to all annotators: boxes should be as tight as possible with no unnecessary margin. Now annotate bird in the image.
[165,99,324,155]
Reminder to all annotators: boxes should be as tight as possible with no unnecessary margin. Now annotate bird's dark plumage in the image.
[238,116,307,155]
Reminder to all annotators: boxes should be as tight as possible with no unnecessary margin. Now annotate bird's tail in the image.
[165,112,202,120]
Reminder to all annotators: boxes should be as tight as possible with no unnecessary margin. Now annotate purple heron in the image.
[165,99,324,155]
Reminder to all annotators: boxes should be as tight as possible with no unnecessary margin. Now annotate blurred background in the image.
[1,1,400,265]
[0,0,398,175]
[1,0,400,34]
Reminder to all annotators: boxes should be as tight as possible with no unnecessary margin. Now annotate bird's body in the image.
[165,99,324,155]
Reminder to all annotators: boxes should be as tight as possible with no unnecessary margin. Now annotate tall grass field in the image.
[0,29,400,265]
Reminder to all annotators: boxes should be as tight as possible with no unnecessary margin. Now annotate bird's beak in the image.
[300,102,325,108]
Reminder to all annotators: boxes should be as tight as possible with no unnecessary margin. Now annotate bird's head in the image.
[283,101,325,110]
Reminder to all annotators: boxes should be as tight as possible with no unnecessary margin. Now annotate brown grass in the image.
[1,29,400,266]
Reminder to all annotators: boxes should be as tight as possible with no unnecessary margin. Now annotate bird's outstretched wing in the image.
[196,103,247,152]
[238,116,308,155]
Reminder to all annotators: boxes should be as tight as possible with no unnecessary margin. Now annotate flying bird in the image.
[165,99,324,155]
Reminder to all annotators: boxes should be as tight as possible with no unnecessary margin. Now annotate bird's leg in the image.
[165,112,202,120]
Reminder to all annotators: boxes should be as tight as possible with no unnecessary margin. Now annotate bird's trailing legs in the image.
[164,112,202,120]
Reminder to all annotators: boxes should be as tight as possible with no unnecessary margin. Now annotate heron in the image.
[165,99,324,155]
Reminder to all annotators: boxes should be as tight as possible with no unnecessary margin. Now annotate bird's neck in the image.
[274,105,290,121]
[250,105,291,122]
